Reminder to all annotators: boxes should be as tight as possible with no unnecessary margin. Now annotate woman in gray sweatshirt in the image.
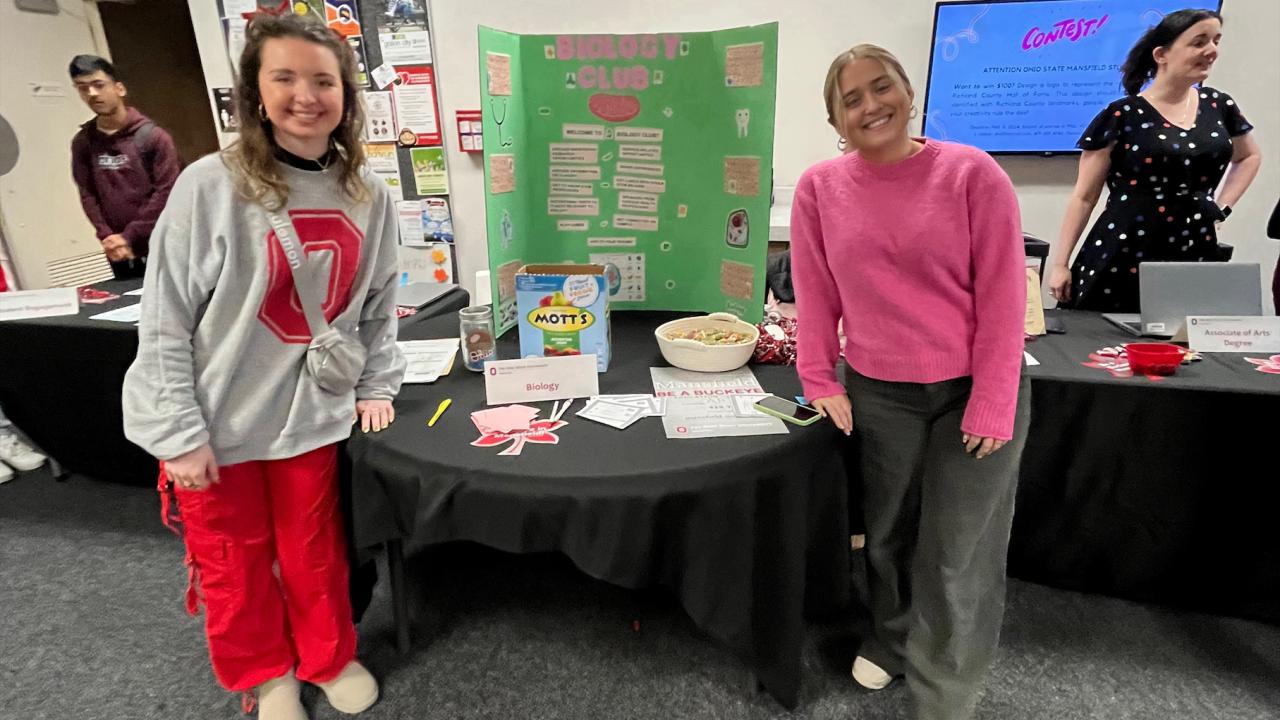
[122,14,404,720]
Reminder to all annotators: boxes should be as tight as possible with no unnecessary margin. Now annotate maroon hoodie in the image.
[70,108,180,258]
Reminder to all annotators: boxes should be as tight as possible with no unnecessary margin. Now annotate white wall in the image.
[428,0,1279,310]
[188,0,238,151]
[0,0,111,289]
[174,0,1279,307]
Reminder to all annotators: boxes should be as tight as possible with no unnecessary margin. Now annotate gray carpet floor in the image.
[1,467,1277,720]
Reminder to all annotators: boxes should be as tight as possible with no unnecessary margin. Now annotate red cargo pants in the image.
[161,444,356,691]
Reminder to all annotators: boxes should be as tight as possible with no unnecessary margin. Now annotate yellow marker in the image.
[427,398,452,427]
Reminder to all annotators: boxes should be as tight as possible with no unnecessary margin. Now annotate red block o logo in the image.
[257,209,363,344]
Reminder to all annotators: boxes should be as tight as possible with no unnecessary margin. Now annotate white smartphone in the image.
[753,395,822,426]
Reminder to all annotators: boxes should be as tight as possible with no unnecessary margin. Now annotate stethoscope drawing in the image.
[490,97,513,147]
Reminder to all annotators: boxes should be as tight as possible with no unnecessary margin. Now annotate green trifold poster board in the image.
[479,24,779,335]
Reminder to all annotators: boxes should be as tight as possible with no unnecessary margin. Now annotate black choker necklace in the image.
[274,145,335,172]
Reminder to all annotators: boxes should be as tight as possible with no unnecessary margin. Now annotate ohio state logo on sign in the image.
[257,209,363,343]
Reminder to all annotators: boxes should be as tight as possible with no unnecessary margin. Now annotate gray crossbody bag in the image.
[265,211,367,395]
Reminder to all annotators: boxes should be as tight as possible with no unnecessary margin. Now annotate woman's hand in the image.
[166,444,219,491]
[1047,263,1072,304]
[811,394,853,436]
[356,399,395,433]
[962,433,1006,460]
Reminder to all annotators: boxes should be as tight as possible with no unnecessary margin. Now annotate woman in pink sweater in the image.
[791,45,1030,720]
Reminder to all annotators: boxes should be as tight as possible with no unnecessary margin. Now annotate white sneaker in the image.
[0,431,46,472]
[852,655,894,690]
[0,461,13,485]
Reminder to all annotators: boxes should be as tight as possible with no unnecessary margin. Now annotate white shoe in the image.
[256,670,307,720]
[317,660,379,714]
[0,431,45,472]
[0,461,13,485]
[852,655,894,690]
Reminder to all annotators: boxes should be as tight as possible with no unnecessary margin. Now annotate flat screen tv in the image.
[922,0,1223,154]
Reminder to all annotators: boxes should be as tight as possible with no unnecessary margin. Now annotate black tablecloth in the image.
[0,279,469,485]
[0,279,153,483]
[1013,311,1279,622]
[348,311,852,709]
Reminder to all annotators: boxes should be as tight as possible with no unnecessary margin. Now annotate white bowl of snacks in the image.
[654,312,759,372]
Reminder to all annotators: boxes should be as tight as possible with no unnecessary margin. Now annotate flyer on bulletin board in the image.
[363,90,396,143]
[325,1,362,38]
[400,244,454,284]
[477,25,778,336]
[372,0,432,65]
[365,144,402,190]
[410,146,449,195]
[347,35,371,88]
[392,65,442,147]
[423,197,454,242]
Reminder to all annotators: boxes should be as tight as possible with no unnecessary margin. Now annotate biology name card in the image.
[484,354,600,405]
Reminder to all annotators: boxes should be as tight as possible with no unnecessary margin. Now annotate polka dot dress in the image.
[1063,87,1253,312]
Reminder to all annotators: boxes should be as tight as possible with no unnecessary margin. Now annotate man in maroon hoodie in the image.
[69,55,180,280]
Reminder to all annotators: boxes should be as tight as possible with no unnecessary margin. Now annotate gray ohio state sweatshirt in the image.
[123,153,405,464]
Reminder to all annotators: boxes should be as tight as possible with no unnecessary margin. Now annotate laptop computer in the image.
[1103,262,1262,338]
[395,282,456,309]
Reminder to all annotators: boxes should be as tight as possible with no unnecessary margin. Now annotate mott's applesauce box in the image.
[516,264,611,371]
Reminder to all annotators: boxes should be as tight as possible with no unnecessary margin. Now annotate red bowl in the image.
[1125,343,1185,376]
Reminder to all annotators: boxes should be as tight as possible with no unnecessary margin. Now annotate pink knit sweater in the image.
[790,139,1026,440]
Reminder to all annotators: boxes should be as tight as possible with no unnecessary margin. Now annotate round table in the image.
[348,309,852,709]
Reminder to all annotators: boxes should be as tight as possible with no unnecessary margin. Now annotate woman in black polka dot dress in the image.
[1049,9,1262,312]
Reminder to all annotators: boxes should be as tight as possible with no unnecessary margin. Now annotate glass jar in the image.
[459,305,496,372]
